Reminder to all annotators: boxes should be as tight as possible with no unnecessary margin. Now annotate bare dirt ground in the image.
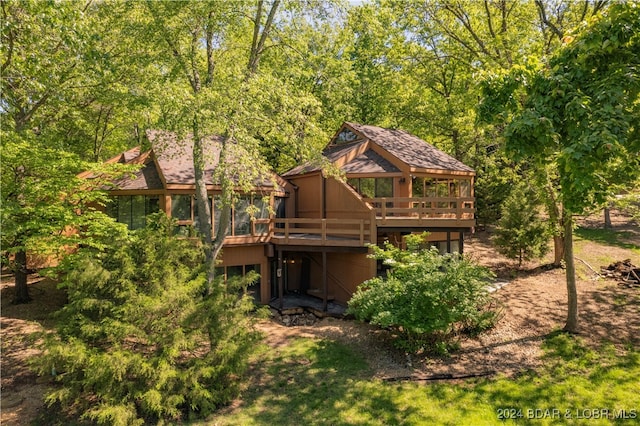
[1,212,638,424]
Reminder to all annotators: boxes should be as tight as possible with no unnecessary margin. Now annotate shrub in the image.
[34,214,265,425]
[347,234,496,354]
[493,183,551,267]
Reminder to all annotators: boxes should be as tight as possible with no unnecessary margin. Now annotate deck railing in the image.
[272,218,372,246]
[362,197,475,222]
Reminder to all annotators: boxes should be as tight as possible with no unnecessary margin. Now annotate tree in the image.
[35,215,263,424]
[1,0,138,302]
[480,3,640,332]
[493,182,551,268]
[143,1,344,293]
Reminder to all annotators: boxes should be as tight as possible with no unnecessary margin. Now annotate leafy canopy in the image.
[481,3,640,214]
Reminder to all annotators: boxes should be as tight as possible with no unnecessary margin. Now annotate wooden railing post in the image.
[381,198,387,224]
[321,219,327,245]
[284,220,289,244]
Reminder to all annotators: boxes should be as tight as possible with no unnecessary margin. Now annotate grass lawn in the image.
[206,333,639,425]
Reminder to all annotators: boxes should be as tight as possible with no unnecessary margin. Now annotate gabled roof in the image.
[106,130,285,191]
[341,122,474,173]
[341,149,400,174]
[111,155,164,190]
[148,130,222,186]
[284,122,474,178]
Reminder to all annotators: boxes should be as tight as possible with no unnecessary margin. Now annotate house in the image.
[101,123,475,310]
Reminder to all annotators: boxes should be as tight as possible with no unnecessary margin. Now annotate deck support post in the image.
[459,232,464,254]
[446,231,451,253]
[278,248,284,310]
[322,250,328,312]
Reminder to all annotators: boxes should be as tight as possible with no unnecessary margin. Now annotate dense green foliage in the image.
[493,183,551,267]
[479,2,640,331]
[34,215,264,425]
[348,234,496,353]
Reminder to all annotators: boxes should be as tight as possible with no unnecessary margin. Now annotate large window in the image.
[215,264,261,302]
[106,195,160,230]
[347,177,393,198]
[412,177,472,198]
[172,194,269,237]
[411,177,472,210]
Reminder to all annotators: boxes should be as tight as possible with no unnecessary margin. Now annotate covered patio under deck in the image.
[272,243,370,312]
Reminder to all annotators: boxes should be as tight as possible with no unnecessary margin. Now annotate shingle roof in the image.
[147,130,282,189]
[111,160,164,190]
[148,130,221,185]
[345,122,474,173]
[282,140,366,177]
[342,149,400,174]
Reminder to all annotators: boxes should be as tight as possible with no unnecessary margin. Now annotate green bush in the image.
[347,234,496,354]
[493,183,551,267]
[34,214,265,425]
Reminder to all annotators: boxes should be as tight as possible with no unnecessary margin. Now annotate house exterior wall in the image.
[325,177,373,222]
[306,251,375,304]
[220,244,271,304]
[286,173,322,218]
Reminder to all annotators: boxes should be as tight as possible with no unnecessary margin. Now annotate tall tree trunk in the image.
[13,248,31,304]
[563,211,578,333]
[604,206,612,229]
[544,179,564,266]
[553,235,565,266]
[192,114,217,294]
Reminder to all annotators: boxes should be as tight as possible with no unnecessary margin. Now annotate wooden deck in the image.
[363,196,475,228]
[271,218,373,247]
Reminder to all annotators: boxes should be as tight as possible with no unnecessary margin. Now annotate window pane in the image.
[376,178,393,197]
[254,196,269,234]
[449,181,459,197]
[435,180,449,197]
[105,197,118,219]
[227,265,243,279]
[245,264,261,302]
[359,178,375,198]
[131,195,146,230]
[118,196,132,228]
[145,196,160,215]
[460,180,471,197]
[411,177,424,197]
[234,196,251,236]
[193,196,213,233]
[171,195,191,221]
[425,178,437,197]
[213,196,230,236]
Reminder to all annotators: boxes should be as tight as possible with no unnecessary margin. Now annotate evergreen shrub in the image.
[34,214,264,425]
[493,183,551,267]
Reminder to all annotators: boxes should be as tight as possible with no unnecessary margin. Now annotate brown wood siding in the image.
[324,177,372,222]
[287,173,323,218]
[307,251,375,304]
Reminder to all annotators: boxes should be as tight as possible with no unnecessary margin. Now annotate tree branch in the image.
[535,0,564,41]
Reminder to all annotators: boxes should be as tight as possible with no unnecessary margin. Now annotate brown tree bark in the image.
[13,248,32,304]
[604,206,612,229]
[553,235,564,266]
[563,212,578,333]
